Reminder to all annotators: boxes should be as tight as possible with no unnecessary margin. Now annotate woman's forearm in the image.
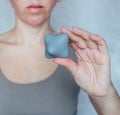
[89,83,120,115]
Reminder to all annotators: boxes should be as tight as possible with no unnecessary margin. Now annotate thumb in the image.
[54,58,78,76]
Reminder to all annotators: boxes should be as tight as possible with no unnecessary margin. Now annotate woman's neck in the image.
[12,17,55,45]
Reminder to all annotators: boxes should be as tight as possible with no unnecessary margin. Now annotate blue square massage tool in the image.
[45,34,69,59]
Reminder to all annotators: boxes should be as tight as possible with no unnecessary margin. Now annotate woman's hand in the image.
[54,26,111,97]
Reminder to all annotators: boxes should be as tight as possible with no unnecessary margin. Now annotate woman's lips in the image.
[27,4,44,9]
[27,4,44,13]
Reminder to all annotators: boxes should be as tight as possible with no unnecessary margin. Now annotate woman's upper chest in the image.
[0,43,58,84]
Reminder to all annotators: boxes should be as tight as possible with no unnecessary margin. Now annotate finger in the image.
[76,49,92,63]
[89,34,105,45]
[70,42,78,51]
[69,42,89,62]
[86,40,98,49]
[54,58,78,77]
[89,34,108,53]
[72,27,102,49]
[75,51,83,61]
[69,40,87,51]
[61,27,87,49]
[72,26,90,40]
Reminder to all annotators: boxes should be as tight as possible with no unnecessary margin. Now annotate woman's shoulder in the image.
[0,31,11,44]
[0,30,14,50]
[0,32,10,75]
[0,32,8,49]
[0,31,13,61]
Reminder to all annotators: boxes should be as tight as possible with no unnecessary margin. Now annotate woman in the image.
[0,0,120,114]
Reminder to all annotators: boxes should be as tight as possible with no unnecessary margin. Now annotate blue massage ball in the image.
[45,34,69,59]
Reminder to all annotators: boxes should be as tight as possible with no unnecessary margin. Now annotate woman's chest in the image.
[0,45,57,84]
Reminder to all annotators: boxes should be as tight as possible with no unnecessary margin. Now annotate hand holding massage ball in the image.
[45,34,69,59]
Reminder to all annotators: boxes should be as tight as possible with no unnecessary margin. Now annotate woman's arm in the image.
[89,84,120,115]
[54,26,120,114]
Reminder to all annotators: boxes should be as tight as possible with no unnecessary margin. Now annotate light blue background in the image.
[0,0,120,115]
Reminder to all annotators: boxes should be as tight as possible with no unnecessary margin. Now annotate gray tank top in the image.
[0,65,80,115]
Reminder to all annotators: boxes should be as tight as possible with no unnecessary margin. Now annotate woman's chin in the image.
[25,16,49,27]
[26,19,46,27]
[28,21,42,27]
